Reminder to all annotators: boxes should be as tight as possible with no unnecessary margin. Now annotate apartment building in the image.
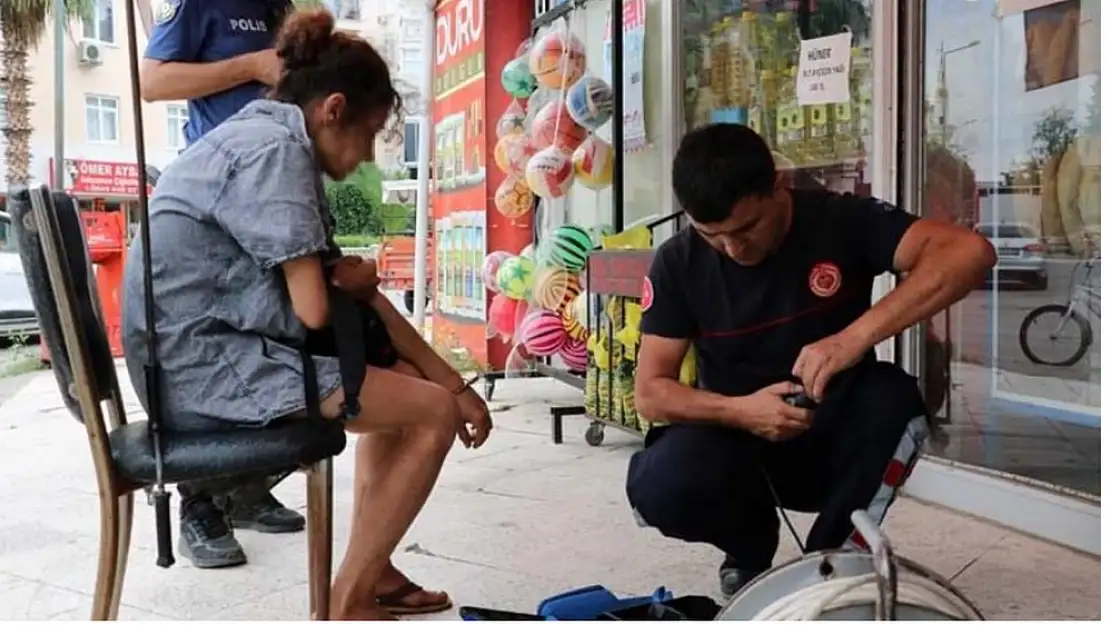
[0,0,428,210]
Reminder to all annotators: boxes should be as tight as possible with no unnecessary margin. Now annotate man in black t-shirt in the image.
[628,124,996,596]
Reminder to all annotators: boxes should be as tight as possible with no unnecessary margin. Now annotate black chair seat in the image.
[110,418,347,485]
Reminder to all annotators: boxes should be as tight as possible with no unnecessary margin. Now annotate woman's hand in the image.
[455,387,492,449]
[331,255,381,296]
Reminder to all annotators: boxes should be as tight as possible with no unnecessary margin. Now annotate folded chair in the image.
[9,186,347,620]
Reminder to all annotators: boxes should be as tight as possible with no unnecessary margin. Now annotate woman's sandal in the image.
[377,581,454,616]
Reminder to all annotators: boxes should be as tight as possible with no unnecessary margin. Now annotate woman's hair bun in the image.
[275,8,336,70]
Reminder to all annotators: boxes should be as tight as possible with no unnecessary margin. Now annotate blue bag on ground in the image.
[458,585,720,620]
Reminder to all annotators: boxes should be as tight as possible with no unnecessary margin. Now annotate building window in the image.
[402,118,419,167]
[83,0,115,44]
[400,48,422,80]
[85,95,119,143]
[325,0,360,21]
[166,103,188,150]
[401,18,422,41]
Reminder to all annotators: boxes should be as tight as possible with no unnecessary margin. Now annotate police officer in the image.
[628,124,997,596]
[140,0,298,569]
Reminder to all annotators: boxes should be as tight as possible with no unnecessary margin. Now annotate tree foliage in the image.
[325,161,415,236]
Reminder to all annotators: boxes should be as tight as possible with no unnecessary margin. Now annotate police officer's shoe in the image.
[227,493,306,533]
[179,497,248,569]
[719,556,768,597]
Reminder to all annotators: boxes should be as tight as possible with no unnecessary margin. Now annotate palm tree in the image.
[1,0,92,186]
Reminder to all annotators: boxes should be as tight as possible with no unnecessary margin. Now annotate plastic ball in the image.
[528,29,586,90]
[559,338,589,372]
[494,133,536,177]
[530,101,587,154]
[482,251,512,292]
[501,56,537,98]
[494,177,535,219]
[489,293,518,339]
[541,223,594,272]
[519,243,536,259]
[496,255,536,300]
[566,76,615,130]
[524,146,574,199]
[496,102,528,138]
[519,310,568,356]
[570,291,589,326]
[533,267,581,312]
[561,305,588,343]
[572,136,615,190]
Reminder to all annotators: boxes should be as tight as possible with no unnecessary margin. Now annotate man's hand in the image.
[249,49,283,86]
[792,331,869,402]
[330,255,380,295]
[455,387,492,449]
[727,382,814,441]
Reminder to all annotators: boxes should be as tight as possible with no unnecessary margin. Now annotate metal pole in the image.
[52,0,66,189]
[610,0,624,231]
[411,0,435,333]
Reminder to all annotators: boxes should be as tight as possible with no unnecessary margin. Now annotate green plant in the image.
[333,233,382,248]
[379,202,415,234]
[326,180,382,235]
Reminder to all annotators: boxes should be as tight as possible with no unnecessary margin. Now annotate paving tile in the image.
[874,499,1007,579]
[0,573,165,621]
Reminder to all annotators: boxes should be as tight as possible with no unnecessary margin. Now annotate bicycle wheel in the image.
[1019,304,1093,367]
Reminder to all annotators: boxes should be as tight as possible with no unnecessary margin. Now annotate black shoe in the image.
[228,492,306,533]
[179,498,247,569]
[719,556,767,597]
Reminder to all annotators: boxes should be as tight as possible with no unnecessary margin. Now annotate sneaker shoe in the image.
[719,556,767,597]
[178,498,247,569]
[228,493,306,533]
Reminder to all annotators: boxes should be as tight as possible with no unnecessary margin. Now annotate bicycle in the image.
[1019,255,1101,367]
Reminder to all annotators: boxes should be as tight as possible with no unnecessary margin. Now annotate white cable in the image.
[750,571,981,621]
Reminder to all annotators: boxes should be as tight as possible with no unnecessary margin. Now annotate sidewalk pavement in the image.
[0,368,1100,620]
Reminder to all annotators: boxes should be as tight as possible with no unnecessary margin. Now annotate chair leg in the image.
[306,459,334,621]
[91,488,132,620]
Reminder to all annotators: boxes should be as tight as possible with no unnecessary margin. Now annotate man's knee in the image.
[626,429,730,537]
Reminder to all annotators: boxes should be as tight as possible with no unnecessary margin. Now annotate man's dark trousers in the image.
[626,361,929,572]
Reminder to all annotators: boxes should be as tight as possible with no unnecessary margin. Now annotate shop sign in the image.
[51,158,152,196]
[435,0,483,68]
[796,31,852,106]
[587,249,653,297]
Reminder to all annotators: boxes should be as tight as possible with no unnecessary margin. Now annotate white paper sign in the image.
[796,31,852,105]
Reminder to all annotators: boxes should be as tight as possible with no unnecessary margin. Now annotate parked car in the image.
[0,211,39,339]
[973,221,1049,290]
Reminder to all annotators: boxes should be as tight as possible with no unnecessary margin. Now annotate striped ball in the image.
[519,310,567,356]
[561,305,588,342]
[559,338,589,372]
[533,267,581,312]
[543,224,593,272]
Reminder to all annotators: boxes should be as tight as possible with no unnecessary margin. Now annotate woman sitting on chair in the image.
[121,8,491,621]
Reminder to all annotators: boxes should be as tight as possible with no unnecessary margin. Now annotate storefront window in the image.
[922,0,1100,497]
[681,0,874,194]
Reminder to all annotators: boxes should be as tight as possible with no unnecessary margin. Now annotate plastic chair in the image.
[8,186,346,620]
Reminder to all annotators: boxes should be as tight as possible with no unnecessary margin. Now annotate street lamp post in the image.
[52,0,66,190]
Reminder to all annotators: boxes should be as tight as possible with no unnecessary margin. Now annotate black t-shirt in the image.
[641,189,918,398]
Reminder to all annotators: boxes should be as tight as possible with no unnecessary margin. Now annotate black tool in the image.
[784,392,818,410]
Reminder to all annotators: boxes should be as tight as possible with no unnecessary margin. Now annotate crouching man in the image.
[627,124,996,596]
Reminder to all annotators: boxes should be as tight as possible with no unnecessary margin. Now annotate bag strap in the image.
[327,288,368,419]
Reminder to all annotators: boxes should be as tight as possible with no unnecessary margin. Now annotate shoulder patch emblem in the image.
[641,276,655,311]
[155,0,179,25]
[809,261,842,298]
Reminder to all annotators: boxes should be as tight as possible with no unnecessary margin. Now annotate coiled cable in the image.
[750,571,981,620]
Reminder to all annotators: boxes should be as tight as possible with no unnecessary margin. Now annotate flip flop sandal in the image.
[377,581,454,616]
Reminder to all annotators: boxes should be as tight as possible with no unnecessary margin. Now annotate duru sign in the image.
[435,0,483,68]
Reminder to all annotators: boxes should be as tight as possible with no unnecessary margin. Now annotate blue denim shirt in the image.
[122,100,341,431]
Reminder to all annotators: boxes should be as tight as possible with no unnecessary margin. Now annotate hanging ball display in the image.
[501,55,537,98]
[496,101,528,138]
[570,291,589,326]
[559,338,589,372]
[572,135,615,190]
[496,255,536,301]
[542,223,594,272]
[494,132,536,177]
[519,243,536,259]
[566,76,615,130]
[561,305,588,343]
[519,310,569,356]
[482,250,513,292]
[494,177,535,219]
[530,101,588,154]
[524,146,574,199]
[489,293,518,339]
[533,267,582,313]
[528,28,586,90]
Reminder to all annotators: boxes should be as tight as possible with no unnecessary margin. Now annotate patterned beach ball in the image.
[494,177,535,219]
[524,146,574,199]
[561,305,588,343]
[528,28,586,90]
[494,132,536,177]
[572,135,615,190]
[530,101,588,154]
[542,223,593,272]
[482,250,512,292]
[501,55,537,98]
[566,76,614,130]
[533,267,582,313]
[488,293,518,339]
[559,338,589,372]
[519,310,568,356]
[496,255,536,301]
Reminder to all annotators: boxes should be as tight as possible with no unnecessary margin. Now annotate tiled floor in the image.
[0,371,1100,620]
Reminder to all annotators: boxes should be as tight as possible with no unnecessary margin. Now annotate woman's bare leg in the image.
[324,365,458,620]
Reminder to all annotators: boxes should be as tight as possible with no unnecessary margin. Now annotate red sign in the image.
[586,249,654,297]
[50,158,152,197]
